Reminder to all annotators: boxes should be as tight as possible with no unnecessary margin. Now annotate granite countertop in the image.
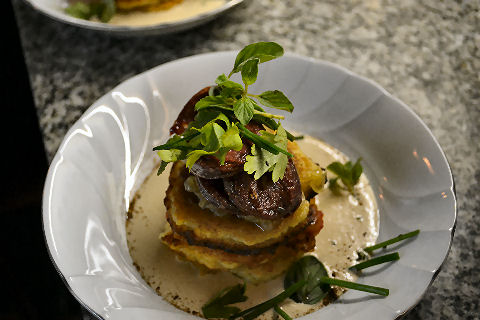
[12,0,479,318]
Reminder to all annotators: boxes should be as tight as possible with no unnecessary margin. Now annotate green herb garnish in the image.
[243,125,290,182]
[202,283,247,319]
[227,256,389,319]
[318,277,389,296]
[229,280,306,320]
[284,255,331,304]
[350,252,400,271]
[154,42,298,180]
[274,304,292,320]
[66,0,115,22]
[364,230,420,254]
[327,158,363,195]
[284,256,388,305]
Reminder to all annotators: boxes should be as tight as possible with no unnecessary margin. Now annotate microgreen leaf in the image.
[190,110,230,130]
[231,42,284,76]
[195,96,229,111]
[65,0,115,22]
[244,125,289,182]
[257,90,294,112]
[186,150,215,169]
[284,256,389,305]
[328,177,342,196]
[98,0,115,22]
[327,158,363,195]
[200,122,225,151]
[252,115,300,141]
[233,98,255,125]
[217,124,243,164]
[202,283,247,319]
[65,2,93,19]
[241,58,259,85]
[157,149,182,162]
[156,161,169,175]
[216,74,245,90]
[284,256,330,304]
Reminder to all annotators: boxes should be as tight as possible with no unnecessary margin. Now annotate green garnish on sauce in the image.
[364,229,420,254]
[66,0,115,22]
[154,42,298,181]
[327,158,363,196]
[202,283,247,319]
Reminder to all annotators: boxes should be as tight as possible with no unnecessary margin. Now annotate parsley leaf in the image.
[201,283,247,319]
[327,158,363,195]
[233,97,255,125]
[244,125,288,182]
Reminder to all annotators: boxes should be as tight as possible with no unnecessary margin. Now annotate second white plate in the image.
[25,0,244,35]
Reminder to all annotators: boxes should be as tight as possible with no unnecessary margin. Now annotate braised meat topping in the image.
[223,159,302,220]
[170,88,303,219]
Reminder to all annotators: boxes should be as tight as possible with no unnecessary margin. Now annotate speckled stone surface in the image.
[12,0,479,318]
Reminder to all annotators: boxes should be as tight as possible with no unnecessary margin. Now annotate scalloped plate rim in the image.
[42,51,457,320]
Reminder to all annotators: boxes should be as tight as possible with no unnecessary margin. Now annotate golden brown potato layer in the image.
[164,162,310,249]
[161,141,325,281]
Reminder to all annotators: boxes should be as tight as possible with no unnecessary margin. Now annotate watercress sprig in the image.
[202,283,247,319]
[225,256,390,319]
[154,42,298,181]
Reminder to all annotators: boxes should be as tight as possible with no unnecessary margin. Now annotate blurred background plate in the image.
[24,0,244,35]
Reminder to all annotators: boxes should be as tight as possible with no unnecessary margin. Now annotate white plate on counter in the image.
[42,51,456,319]
[25,0,244,35]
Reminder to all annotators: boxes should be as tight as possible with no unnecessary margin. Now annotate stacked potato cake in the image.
[159,87,326,282]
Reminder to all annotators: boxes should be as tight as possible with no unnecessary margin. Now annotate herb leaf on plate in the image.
[65,0,116,22]
[327,158,363,195]
[284,255,331,304]
[202,283,247,319]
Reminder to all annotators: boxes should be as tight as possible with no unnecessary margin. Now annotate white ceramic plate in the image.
[43,52,456,320]
[25,0,244,35]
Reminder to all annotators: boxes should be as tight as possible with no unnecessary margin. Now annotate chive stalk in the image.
[319,277,389,296]
[274,305,292,320]
[364,230,420,254]
[237,123,293,157]
[350,252,400,271]
[153,132,200,151]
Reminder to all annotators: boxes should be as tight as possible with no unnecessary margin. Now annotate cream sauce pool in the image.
[126,136,379,319]
[109,0,226,27]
